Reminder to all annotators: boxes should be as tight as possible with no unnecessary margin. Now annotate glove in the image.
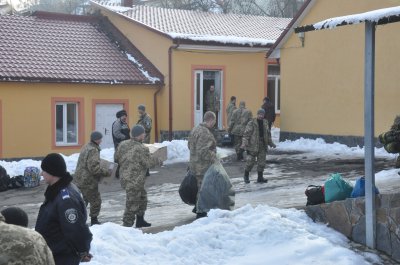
[79,252,93,262]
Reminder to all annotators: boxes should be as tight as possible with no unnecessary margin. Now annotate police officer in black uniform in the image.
[36,153,93,265]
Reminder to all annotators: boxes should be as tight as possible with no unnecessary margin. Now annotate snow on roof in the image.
[91,1,291,46]
[308,5,400,31]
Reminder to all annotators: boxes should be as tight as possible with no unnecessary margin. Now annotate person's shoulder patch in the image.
[61,189,70,200]
[65,208,78,224]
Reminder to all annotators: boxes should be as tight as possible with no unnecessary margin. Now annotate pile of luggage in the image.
[0,166,41,192]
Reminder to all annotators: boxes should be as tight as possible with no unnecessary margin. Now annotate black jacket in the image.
[35,174,92,258]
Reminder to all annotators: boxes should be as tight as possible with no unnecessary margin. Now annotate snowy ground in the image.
[1,129,399,265]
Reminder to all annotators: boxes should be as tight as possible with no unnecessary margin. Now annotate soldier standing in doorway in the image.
[205,85,220,127]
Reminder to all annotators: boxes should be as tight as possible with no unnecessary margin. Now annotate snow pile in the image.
[89,205,380,265]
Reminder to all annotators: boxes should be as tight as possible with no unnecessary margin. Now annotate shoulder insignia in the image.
[61,189,70,200]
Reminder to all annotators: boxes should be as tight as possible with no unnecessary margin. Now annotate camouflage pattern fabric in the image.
[73,142,109,218]
[137,113,152,144]
[242,118,273,172]
[233,134,243,154]
[0,214,55,265]
[115,139,158,226]
[188,123,217,177]
[226,102,236,127]
[390,115,400,131]
[228,107,252,136]
[205,91,220,112]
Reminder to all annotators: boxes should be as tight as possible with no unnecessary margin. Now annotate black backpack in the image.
[0,166,10,192]
[305,185,325,206]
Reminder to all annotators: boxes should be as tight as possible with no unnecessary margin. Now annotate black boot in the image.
[257,171,268,183]
[146,169,150,176]
[244,170,250,184]
[196,212,207,219]
[135,215,151,228]
[91,217,101,226]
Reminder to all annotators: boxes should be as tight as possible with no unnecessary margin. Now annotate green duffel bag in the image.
[384,142,400,153]
[324,173,353,203]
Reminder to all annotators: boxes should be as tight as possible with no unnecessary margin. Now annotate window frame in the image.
[268,75,281,114]
[51,97,84,149]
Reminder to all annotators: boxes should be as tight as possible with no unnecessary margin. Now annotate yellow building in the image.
[0,11,163,159]
[91,2,291,140]
[268,0,400,146]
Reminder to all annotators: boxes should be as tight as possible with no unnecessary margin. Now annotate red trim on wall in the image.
[51,97,85,150]
[91,99,129,130]
[0,100,2,159]
[190,65,227,127]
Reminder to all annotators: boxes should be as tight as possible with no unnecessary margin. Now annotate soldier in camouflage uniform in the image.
[0,212,55,265]
[115,125,160,228]
[241,109,276,184]
[74,131,110,226]
[205,85,220,127]
[188,111,217,218]
[226,96,236,127]
[228,101,252,161]
[137,104,152,144]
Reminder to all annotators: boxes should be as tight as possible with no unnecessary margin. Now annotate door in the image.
[95,103,124,149]
[194,70,204,126]
[193,70,223,128]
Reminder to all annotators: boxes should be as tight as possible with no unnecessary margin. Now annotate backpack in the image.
[0,166,10,192]
[179,170,198,205]
[23,167,41,188]
[305,185,325,206]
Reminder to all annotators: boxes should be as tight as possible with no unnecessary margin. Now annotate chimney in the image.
[122,0,133,7]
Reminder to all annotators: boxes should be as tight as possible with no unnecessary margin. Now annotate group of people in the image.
[225,96,276,184]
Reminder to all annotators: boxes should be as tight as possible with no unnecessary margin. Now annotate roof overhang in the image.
[175,44,269,52]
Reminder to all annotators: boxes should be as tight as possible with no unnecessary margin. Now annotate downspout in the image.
[168,42,180,141]
[153,84,163,143]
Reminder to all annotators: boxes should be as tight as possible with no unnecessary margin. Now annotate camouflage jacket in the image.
[242,118,273,153]
[74,142,109,189]
[205,91,220,112]
[226,102,236,127]
[115,139,158,189]
[228,107,252,136]
[137,113,152,143]
[0,214,55,265]
[188,123,217,176]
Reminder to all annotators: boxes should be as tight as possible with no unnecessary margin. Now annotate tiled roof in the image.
[0,12,163,84]
[93,2,291,46]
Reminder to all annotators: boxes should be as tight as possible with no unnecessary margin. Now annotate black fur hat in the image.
[116,110,127,118]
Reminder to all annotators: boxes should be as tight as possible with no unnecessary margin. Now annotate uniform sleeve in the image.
[36,234,56,265]
[57,198,92,254]
[242,121,253,148]
[197,133,216,163]
[87,149,108,177]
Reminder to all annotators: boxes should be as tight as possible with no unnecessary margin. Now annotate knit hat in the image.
[41,153,68,178]
[116,110,127,118]
[138,104,145,111]
[1,207,29,227]
[131,125,145,138]
[257,108,265,115]
[90,131,103,141]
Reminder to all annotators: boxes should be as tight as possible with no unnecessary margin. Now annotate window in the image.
[268,65,281,113]
[55,102,79,145]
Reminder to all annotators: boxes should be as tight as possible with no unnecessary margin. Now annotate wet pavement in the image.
[0,148,399,264]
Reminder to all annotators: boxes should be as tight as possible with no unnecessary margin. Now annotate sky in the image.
[0,130,396,264]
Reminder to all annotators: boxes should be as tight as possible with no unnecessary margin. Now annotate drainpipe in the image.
[153,84,163,143]
[168,42,180,141]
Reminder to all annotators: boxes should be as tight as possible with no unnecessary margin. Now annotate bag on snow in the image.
[324,173,353,203]
[23,167,41,188]
[351,176,379,198]
[305,185,325,206]
[196,162,235,213]
[0,166,10,192]
[179,170,198,205]
[9,175,24,189]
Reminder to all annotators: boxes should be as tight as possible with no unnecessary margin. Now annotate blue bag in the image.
[351,176,379,198]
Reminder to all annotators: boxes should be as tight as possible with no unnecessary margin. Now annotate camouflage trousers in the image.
[195,174,204,214]
[79,184,101,218]
[245,142,267,173]
[123,186,148,226]
[233,135,243,154]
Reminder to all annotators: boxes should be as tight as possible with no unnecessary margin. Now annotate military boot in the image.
[244,170,250,184]
[91,217,101,226]
[135,215,151,228]
[256,171,268,183]
[146,168,150,177]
